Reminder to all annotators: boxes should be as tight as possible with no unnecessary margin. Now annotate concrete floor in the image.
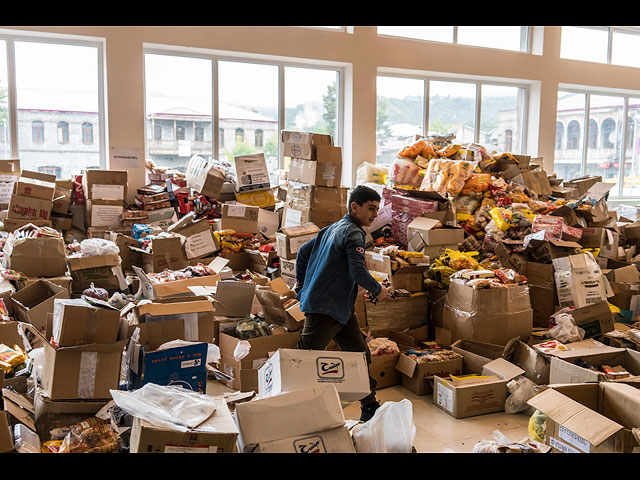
[206,378,532,453]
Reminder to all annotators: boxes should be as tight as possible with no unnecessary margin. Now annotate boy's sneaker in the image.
[359,400,381,423]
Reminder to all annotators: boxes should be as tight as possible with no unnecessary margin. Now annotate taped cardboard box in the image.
[52,184,72,215]
[257,207,281,240]
[552,252,613,308]
[281,130,333,160]
[167,214,218,260]
[233,153,271,193]
[13,176,55,201]
[288,146,342,187]
[82,169,128,201]
[364,293,428,338]
[67,253,125,294]
[218,330,301,392]
[234,384,345,453]
[185,155,226,199]
[255,277,304,331]
[50,213,73,232]
[130,236,188,274]
[129,397,239,453]
[2,235,67,278]
[85,199,124,228]
[526,382,640,453]
[50,298,121,348]
[1,217,52,233]
[406,217,465,254]
[276,223,320,260]
[441,278,533,345]
[10,280,69,335]
[219,203,259,234]
[257,348,371,402]
[282,183,347,229]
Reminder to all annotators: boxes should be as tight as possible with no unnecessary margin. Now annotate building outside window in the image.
[32,120,44,143]
[255,129,263,147]
[235,128,244,144]
[57,121,69,144]
[176,125,185,141]
[195,126,204,142]
[82,122,93,144]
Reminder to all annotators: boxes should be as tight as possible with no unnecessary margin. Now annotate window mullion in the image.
[618,97,629,197]
[582,94,590,176]
[278,64,285,170]
[6,39,18,159]
[212,58,219,159]
[475,83,482,144]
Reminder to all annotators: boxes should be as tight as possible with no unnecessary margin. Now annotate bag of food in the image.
[389,157,422,187]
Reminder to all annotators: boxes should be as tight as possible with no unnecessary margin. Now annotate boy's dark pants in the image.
[295,308,378,406]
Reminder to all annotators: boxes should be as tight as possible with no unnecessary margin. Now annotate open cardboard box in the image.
[255,277,305,331]
[129,236,188,273]
[67,253,126,294]
[527,382,640,453]
[167,213,219,260]
[2,234,67,278]
[133,260,223,300]
[365,250,429,293]
[51,298,121,348]
[395,347,463,396]
[275,223,320,260]
[406,216,465,254]
[10,280,69,336]
[184,155,226,199]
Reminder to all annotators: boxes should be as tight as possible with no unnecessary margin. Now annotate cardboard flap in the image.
[395,353,417,377]
[526,387,624,446]
[552,339,625,359]
[481,357,525,381]
[136,299,214,317]
[449,374,502,387]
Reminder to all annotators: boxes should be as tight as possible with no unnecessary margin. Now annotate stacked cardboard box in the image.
[281,131,346,230]
[5,170,56,230]
[0,160,20,211]
[82,170,128,229]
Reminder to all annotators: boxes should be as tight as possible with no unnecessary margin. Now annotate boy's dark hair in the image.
[348,185,381,212]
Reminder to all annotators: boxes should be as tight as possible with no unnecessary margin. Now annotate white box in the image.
[258,348,371,402]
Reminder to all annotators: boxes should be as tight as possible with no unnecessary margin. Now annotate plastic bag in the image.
[109,383,218,432]
[357,162,388,185]
[505,376,538,414]
[58,418,122,453]
[548,312,585,343]
[351,399,416,453]
[528,409,547,443]
[80,238,120,256]
[461,173,491,194]
[14,423,41,453]
[389,157,422,186]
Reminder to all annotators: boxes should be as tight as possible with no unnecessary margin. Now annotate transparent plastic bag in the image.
[357,162,388,185]
[351,399,416,453]
[80,238,120,256]
[528,409,547,443]
[14,424,41,453]
[548,312,585,343]
[389,157,422,187]
[110,383,218,432]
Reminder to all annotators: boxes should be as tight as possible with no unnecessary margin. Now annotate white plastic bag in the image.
[14,424,41,453]
[505,376,538,414]
[350,399,416,453]
[109,383,218,432]
[80,238,120,256]
[548,312,584,343]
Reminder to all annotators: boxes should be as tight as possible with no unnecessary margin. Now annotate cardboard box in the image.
[85,199,124,228]
[276,223,320,260]
[257,207,281,240]
[52,185,72,215]
[288,147,342,188]
[212,280,256,318]
[0,159,20,207]
[51,299,121,347]
[258,348,371,402]
[548,346,640,385]
[406,217,465,253]
[2,235,67,278]
[561,301,614,339]
[255,277,305,331]
[365,250,428,293]
[7,194,51,220]
[130,237,188,274]
[395,349,463,396]
[552,252,613,308]
[218,330,301,392]
[256,425,355,453]
[234,384,345,452]
[83,170,128,201]
[441,278,533,345]
[233,153,271,192]
[10,280,69,335]
[167,214,218,260]
[50,213,73,232]
[563,175,602,197]
[67,253,124,294]
[0,411,13,452]
[133,265,220,300]
[16,276,72,296]
[282,183,347,229]
[281,130,333,159]
[185,155,226,199]
[368,352,401,389]
[527,382,640,453]
[129,397,239,453]
[364,293,428,337]
[219,203,259,234]
[13,176,55,201]
[513,169,552,196]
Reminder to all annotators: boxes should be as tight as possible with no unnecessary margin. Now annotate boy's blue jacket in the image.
[294,214,382,325]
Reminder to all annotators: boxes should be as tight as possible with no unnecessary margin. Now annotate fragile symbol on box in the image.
[316,357,345,382]
[294,436,326,454]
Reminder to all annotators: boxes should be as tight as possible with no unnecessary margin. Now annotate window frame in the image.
[143,45,346,170]
[0,31,107,168]
[82,121,93,144]
[57,121,69,144]
[561,26,640,67]
[376,70,529,156]
[31,120,44,143]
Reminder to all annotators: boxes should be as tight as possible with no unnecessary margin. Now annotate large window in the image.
[561,26,640,68]
[555,89,640,197]
[377,73,526,163]
[12,39,102,177]
[0,40,9,159]
[144,51,343,183]
[377,26,529,52]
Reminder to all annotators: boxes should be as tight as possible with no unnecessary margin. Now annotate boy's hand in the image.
[376,285,389,301]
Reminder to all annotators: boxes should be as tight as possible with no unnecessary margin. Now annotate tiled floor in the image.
[207,379,532,453]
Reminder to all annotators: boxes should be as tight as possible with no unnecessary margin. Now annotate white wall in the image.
[3,25,640,195]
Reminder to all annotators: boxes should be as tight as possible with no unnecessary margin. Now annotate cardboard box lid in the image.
[213,281,256,317]
[67,253,121,270]
[480,357,525,381]
[550,338,625,359]
[136,298,214,317]
[526,386,623,446]
[447,374,504,387]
